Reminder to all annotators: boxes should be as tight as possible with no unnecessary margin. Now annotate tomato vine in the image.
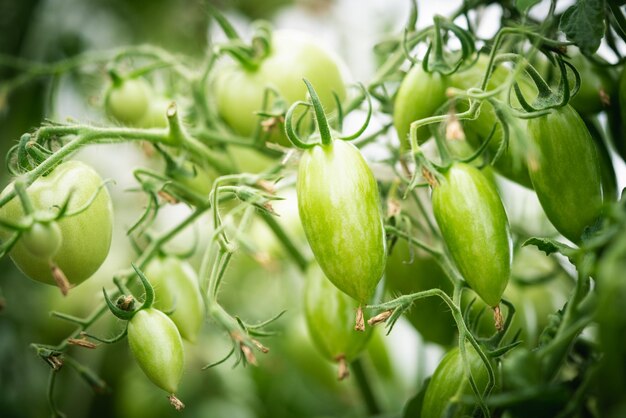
[1,1,625,417]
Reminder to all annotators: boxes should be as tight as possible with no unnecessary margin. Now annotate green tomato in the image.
[567,53,615,116]
[394,64,448,150]
[137,97,170,129]
[170,159,218,197]
[612,65,626,162]
[214,30,346,146]
[229,145,276,174]
[297,139,386,304]
[385,238,456,346]
[105,78,152,126]
[432,162,511,307]
[421,343,490,418]
[127,308,184,395]
[527,105,604,243]
[584,119,618,203]
[20,221,62,259]
[450,57,535,189]
[145,256,205,343]
[304,263,373,365]
[0,161,113,286]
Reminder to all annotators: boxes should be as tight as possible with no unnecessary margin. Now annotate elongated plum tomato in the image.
[394,64,448,150]
[432,162,511,307]
[304,263,373,376]
[0,161,113,286]
[297,139,386,304]
[527,105,604,243]
[128,308,184,395]
[214,30,346,146]
[145,256,205,343]
[421,343,490,418]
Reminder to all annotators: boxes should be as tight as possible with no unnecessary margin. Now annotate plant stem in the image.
[351,358,381,416]
[258,211,309,272]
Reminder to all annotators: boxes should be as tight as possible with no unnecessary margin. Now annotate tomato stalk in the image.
[538,253,596,380]
[197,174,297,367]
[368,285,496,416]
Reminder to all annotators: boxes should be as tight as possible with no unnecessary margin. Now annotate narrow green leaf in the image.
[560,0,606,55]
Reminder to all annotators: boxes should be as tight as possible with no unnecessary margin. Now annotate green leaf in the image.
[516,0,541,12]
[522,237,578,260]
[560,0,606,56]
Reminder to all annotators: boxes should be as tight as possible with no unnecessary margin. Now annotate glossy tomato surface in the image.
[432,162,511,307]
[297,139,386,303]
[127,308,185,394]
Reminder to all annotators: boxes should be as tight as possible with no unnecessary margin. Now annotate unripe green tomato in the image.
[612,65,626,162]
[385,239,456,346]
[450,57,535,189]
[567,53,615,116]
[171,160,217,197]
[394,64,448,150]
[127,308,184,394]
[214,30,346,146]
[145,256,205,343]
[527,105,604,243]
[282,315,339,389]
[297,139,386,303]
[0,161,113,286]
[137,97,170,129]
[304,263,373,364]
[229,145,276,174]
[584,119,618,203]
[421,343,490,418]
[20,222,62,259]
[432,162,512,307]
[105,78,152,126]
[506,246,572,346]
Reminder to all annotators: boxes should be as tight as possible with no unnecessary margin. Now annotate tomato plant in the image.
[431,162,511,309]
[105,77,153,126]
[0,161,113,289]
[385,237,456,346]
[19,221,62,259]
[304,263,373,379]
[127,308,185,399]
[393,63,448,149]
[566,51,616,116]
[450,57,535,188]
[527,105,604,243]
[293,81,386,321]
[144,255,205,343]
[421,343,490,418]
[1,1,625,417]
[213,29,346,146]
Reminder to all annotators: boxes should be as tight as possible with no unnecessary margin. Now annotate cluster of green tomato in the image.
[0,23,622,415]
